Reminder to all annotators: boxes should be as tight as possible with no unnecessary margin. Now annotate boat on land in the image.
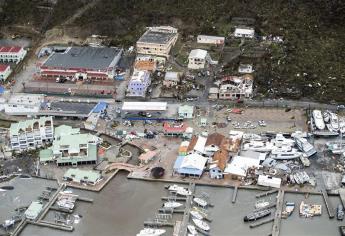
[193,197,208,207]
[243,141,274,152]
[271,133,295,147]
[271,147,302,160]
[243,209,271,222]
[136,228,166,236]
[295,137,317,157]
[329,112,340,132]
[326,141,345,154]
[163,201,182,209]
[192,218,210,231]
[282,202,295,218]
[338,204,345,221]
[313,110,326,130]
[187,225,198,235]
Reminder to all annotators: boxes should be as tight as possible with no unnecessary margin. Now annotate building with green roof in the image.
[10,116,53,151]
[63,168,102,185]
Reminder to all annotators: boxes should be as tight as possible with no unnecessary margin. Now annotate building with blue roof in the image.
[173,153,207,177]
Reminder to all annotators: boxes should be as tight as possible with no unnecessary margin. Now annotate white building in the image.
[197,35,225,45]
[188,49,211,70]
[0,64,12,81]
[0,93,45,115]
[224,155,261,179]
[0,46,27,64]
[127,70,151,97]
[136,26,178,57]
[258,175,281,188]
[238,64,254,74]
[163,72,180,87]
[234,27,255,39]
[178,105,194,119]
[10,116,54,151]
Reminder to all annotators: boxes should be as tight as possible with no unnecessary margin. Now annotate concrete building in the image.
[188,49,212,70]
[163,72,180,87]
[136,26,178,57]
[219,75,254,100]
[63,168,102,185]
[0,64,12,81]
[127,70,151,97]
[0,93,45,115]
[234,27,255,39]
[197,35,225,45]
[224,155,261,179]
[0,46,27,64]
[9,117,54,151]
[178,105,194,119]
[39,125,102,166]
[40,46,123,81]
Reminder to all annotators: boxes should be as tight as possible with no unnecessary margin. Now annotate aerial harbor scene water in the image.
[0,1,345,236]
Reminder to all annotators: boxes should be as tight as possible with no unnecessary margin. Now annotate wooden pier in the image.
[321,189,335,218]
[256,189,278,198]
[173,221,181,236]
[339,189,345,208]
[143,221,174,227]
[28,220,74,232]
[232,186,238,203]
[250,217,274,228]
[272,190,284,236]
[77,196,94,203]
[161,197,187,201]
[178,183,196,236]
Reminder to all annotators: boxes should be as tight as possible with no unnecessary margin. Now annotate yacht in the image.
[187,225,198,235]
[271,133,295,147]
[192,218,210,231]
[329,112,340,132]
[313,110,325,130]
[295,137,317,157]
[271,147,302,160]
[193,197,208,207]
[163,201,183,209]
[137,228,166,236]
[243,141,274,152]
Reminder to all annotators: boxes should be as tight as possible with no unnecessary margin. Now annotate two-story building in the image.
[219,75,254,100]
[127,70,151,97]
[188,49,211,70]
[10,117,54,151]
[136,26,178,57]
[0,46,27,64]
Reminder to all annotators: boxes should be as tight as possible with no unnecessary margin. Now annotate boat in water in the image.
[176,188,192,196]
[295,137,317,157]
[313,110,326,130]
[0,186,14,191]
[282,202,295,219]
[136,228,166,236]
[163,201,182,209]
[19,174,32,179]
[187,225,198,235]
[243,209,271,222]
[338,204,345,221]
[192,218,210,231]
[299,201,322,218]
[255,200,269,209]
[190,210,204,220]
[167,184,182,192]
[193,197,208,207]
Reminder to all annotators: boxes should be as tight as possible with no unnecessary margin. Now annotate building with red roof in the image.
[0,64,12,81]
[0,46,27,64]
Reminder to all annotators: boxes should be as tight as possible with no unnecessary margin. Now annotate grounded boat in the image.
[163,201,183,209]
[137,228,166,236]
[255,200,269,209]
[330,112,340,132]
[190,210,204,220]
[295,137,317,157]
[313,110,326,130]
[338,204,345,221]
[187,225,198,235]
[271,148,302,160]
[192,218,210,231]
[282,202,295,219]
[326,141,345,154]
[242,141,274,152]
[271,133,295,147]
[243,209,271,222]
[193,197,208,207]
[299,201,322,218]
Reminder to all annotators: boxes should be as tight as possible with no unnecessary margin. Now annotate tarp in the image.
[0,86,5,94]
[92,101,108,113]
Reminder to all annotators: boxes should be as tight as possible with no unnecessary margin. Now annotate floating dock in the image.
[143,221,174,227]
[161,197,187,201]
[256,189,278,198]
[178,183,196,236]
[272,190,284,236]
[28,220,74,232]
[322,189,335,218]
[232,186,238,203]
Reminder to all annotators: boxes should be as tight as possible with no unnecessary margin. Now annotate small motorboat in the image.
[137,228,166,236]
[338,204,345,221]
[168,184,182,192]
[192,218,210,231]
[176,188,192,196]
[255,200,269,209]
[190,210,204,220]
[163,201,183,209]
[187,224,198,235]
[244,209,271,222]
[0,186,14,191]
[192,207,208,218]
[282,202,295,219]
[193,197,207,207]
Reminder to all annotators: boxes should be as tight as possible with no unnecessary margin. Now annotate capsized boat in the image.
[192,218,210,231]
[313,110,325,130]
[137,228,166,236]
[193,197,208,207]
[243,209,271,222]
[282,202,295,219]
[163,201,183,209]
[187,225,198,235]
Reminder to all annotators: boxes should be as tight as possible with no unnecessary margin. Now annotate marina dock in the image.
[143,221,174,227]
[249,217,274,228]
[161,197,187,201]
[232,186,238,203]
[272,190,284,236]
[339,189,345,208]
[321,189,335,218]
[178,182,196,236]
[256,189,278,198]
[28,220,74,232]
[50,206,74,213]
